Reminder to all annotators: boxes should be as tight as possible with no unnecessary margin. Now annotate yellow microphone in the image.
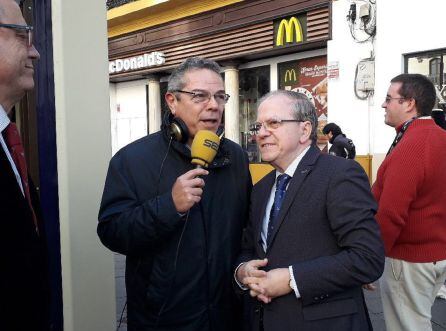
[191,130,220,168]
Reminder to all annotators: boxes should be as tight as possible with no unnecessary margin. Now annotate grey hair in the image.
[259,90,318,143]
[167,57,222,93]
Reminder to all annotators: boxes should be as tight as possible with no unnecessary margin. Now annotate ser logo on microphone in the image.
[203,139,219,152]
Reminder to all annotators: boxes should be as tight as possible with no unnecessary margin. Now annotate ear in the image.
[299,121,312,144]
[165,92,177,115]
[407,99,418,115]
[405,98,418,116]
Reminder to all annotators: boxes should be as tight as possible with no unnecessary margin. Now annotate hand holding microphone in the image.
[172,130,220,213]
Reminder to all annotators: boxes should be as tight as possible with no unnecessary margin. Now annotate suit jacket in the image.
[239,145,384,331]
[0,142,49,331]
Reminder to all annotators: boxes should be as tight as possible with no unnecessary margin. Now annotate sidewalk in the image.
[115,253,446,330]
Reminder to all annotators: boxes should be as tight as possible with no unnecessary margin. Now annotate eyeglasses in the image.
[173,90,230,105]
[384,96,409,104]
[249,118,303,134]
[0,23,34,47]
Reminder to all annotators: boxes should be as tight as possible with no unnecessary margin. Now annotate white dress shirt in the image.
[0,105,25,196]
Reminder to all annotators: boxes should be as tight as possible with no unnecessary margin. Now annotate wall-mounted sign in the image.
[327,61,340,80]
[274,15,307,47]
[278,57,328,151]
[284,69,297,83]
[109,52,165,74]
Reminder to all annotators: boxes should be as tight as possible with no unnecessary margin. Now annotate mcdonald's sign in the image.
[275,15,306,47]
[284,69,297,83]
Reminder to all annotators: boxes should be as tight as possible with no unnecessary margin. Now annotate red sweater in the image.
[372,119,446,262]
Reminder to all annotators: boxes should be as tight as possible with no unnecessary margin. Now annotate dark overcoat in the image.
[240,145,384,331]
[98,129,252,331]
[0,140,49,331]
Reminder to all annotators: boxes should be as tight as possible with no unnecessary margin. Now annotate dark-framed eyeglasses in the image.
[384,96,409,104]
[0,23,34,47]
[249,118,303,134]
[173,90,230,105]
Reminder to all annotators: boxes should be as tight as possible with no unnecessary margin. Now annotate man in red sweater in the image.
[373,73,446,331]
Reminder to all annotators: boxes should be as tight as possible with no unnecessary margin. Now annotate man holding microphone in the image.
[98,57,251,331]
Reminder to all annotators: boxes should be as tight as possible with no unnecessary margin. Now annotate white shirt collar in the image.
[275,145,311,179]
[0,104,10,133]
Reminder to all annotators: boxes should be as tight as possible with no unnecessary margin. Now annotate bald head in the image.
[0,0,20,23]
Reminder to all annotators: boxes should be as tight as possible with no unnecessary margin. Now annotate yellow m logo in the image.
[284,69,297,83]
[276,17,303,46]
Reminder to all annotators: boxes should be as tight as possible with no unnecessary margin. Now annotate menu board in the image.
[278,56,328,151]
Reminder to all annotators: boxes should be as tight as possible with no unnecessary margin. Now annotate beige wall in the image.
[371,153,386,185]
[52,0,116,330]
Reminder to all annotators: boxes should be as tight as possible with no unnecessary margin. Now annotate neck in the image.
[396,116,417,128]
[0,101,12,114]
[274,142,310,173]
[0,92,19,114]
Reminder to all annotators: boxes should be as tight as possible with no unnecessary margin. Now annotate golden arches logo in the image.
[276,17,303,46]
[284,69,297,83]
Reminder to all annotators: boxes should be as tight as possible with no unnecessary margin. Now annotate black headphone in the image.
[166,113,225,143]
[169,116,190,144]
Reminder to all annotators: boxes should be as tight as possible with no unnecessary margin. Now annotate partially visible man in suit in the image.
[0,1,49,330]
[236,90,384,331]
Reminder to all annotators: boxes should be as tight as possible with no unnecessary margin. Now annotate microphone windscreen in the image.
[191,130,220,168]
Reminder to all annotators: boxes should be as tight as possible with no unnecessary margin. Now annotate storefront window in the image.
[239,66,270,162]
[430,58,441,85]
[278,57,328,151]
[111,82,148,155]
[406,49,446,110]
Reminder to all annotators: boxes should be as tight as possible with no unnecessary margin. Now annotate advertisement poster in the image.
[278,56,328,151]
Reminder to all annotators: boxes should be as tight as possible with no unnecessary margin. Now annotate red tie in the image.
[4,122,39,234]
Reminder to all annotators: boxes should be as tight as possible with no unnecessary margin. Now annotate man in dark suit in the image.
[0,0,49,330]
[236,90,384,331]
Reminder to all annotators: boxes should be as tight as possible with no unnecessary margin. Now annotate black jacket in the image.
[0,142,50,331]
[329,134,356,159]
[98,129,251,331]
[238,146,383,331]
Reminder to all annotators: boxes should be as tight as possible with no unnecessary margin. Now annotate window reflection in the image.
[239,66,270,162]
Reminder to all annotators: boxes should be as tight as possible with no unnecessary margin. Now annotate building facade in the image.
[107,0,331,169]
[328,0,446,180]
